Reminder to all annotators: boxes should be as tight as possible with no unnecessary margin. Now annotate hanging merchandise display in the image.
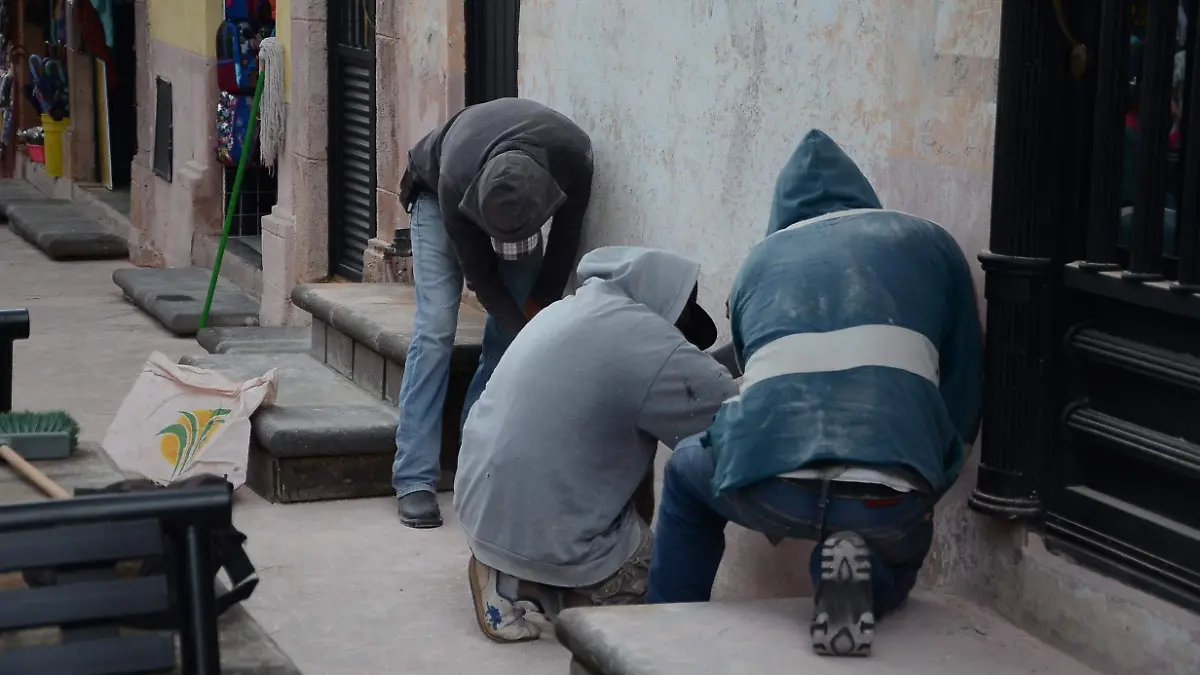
[216,91,257,167]
[216,19,260,93]
[214,0,274,167]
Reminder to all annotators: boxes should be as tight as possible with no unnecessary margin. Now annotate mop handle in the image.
[199,66,266,330]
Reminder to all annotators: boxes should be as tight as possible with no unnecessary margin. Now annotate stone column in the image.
[260,0,329,325]
[365,0,466,283]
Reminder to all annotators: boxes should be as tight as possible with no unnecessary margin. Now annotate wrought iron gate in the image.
[327,0,377,281]
[464,0,520,105]
[975,0,1200,612]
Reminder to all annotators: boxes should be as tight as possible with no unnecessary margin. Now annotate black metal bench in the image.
[0,484,233,674]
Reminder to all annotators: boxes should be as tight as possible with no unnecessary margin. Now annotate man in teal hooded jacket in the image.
[646,130,983,657]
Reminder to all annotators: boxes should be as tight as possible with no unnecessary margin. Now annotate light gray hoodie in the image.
[453,246,738,587]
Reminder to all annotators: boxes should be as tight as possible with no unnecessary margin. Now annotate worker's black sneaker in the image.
[397,491,442,529]
[811,531,875,657]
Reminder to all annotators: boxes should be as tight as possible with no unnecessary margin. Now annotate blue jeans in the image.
[392,192,542,497]
[647,434,934,616]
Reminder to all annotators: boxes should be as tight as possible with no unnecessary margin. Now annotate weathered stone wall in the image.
[365,0,467,282]
[519,0,1006,600]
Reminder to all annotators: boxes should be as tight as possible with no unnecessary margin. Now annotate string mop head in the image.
[258,36,286,170]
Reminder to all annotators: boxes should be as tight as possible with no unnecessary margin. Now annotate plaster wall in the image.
[130,7,224,270]
[519,0,1004,600]
[147,0,224,57]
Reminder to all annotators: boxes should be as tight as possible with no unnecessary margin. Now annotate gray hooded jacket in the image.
[453,247,738,587]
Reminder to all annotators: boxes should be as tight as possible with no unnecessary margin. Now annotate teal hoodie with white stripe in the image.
[706,130,983,498]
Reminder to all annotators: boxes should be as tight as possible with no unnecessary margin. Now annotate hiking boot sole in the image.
[468,557,540,644]
[811,531,875,657]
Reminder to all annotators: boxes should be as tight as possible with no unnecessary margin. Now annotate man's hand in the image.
[524,299,544,320]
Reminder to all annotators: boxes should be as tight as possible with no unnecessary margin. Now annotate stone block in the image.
[7,201,128,260]
[384,359,403,405]
[556,594,1103,675]
[195,326,310,354]
[291,156,329,280]
[311,318,327,362]
[326,326,354,378]
[375,36,403,192]
[377,188,404,244]
[352,343,386,399]
[288,22,329,162]
[112,267,259,336]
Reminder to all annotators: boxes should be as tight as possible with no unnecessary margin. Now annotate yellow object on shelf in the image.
[40,115,70,178]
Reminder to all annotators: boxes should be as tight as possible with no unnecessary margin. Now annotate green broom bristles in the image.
[0,410,80,448]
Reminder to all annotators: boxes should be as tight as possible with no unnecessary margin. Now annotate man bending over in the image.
[646,130,983,657]
[454,246,738,642]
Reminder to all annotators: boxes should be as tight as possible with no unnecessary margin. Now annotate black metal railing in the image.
[1078,0,1198,286]
[336,0,375,52]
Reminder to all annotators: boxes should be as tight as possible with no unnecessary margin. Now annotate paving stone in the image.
[196,326,311,354]
[7,202,127,260]
[558,593,1102,675]
[113,267,259,336]
[291,283,484,366]
[0,180,51,217]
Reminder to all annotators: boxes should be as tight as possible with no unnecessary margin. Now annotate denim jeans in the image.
[392,192,543,497]
[646,433,934,617]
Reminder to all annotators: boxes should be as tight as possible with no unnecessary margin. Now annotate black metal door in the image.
[1051,0,1200,611]
[464,0,520,105]
[327,0,377,281]
[977,0,1200,612]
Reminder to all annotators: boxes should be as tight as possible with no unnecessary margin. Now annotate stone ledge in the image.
[290,282,486,365]
[557,593,1101,675]
[197,326,311,354]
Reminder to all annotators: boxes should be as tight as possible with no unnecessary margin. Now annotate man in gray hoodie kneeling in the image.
[453,246,738,642]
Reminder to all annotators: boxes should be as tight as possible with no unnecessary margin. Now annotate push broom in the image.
[0,308,79,499]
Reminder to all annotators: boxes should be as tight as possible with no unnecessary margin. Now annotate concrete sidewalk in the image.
[0,227,570,675]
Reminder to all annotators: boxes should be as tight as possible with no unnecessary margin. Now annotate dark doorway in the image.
[327,0,377,281]
[108,0,137,188]
[464,0,520,105]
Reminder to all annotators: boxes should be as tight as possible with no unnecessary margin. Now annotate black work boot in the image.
[811,531,875,657]
[397,491,443,529]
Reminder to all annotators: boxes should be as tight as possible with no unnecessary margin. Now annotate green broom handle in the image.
[199,70,266,330]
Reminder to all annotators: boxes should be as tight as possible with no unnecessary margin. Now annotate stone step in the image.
[291,282,484,404]
[197,326,311,354]
[180,352,398,503]
[7,201,127,261]
[179,349,461,503]
[113,267,259,336]
[558,592,1104,675]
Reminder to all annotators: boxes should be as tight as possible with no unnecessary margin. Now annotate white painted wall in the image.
[520,0,999,335]
[519,0,1004,599]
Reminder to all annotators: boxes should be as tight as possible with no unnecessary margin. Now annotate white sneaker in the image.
[468,556,543,643]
